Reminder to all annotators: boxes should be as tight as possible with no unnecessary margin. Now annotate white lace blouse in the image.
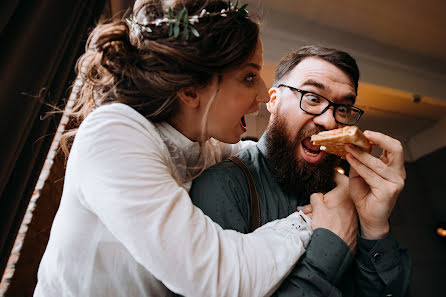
[34,103,312,297]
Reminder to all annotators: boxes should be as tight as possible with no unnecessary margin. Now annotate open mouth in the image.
[241,115,246,128]
[302,137,321,157]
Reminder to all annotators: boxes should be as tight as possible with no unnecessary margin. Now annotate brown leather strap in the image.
[228,156,260,232]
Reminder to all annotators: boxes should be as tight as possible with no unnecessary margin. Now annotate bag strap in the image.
[228,156,260,232]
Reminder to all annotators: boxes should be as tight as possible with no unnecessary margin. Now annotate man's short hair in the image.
[273,45,360,94]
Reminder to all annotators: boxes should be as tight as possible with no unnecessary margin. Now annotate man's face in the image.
[266,57,356,197]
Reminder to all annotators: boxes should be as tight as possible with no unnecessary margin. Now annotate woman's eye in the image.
[244,73,256,83]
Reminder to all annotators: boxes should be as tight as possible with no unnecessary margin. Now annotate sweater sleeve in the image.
[354,232,412,297]
[74,104,311,297]
[272,228,354,297]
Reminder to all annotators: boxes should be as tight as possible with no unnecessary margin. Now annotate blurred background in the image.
[0,0,445,296]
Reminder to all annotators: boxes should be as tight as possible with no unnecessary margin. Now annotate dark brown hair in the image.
[61,0,260,153]
[273,45,360,93]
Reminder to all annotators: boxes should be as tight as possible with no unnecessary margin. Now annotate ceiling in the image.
[253,0,446,62]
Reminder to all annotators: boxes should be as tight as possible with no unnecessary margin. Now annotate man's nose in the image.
[256,77,269,103]
[313,107,337,130]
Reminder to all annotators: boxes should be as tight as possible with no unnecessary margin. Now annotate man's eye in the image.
[303,93,321,104]
[337,106,352,116]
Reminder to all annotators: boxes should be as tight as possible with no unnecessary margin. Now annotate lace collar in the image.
[155,122,203,189]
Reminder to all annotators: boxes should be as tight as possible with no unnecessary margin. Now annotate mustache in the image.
[294,125,326,145]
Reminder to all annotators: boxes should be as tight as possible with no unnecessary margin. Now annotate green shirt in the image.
[190,134,411,297]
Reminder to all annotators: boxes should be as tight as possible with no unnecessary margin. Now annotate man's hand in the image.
[307,173,358,252]
[345,130,406,240]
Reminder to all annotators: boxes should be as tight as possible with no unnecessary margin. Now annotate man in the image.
[190,46,411,296]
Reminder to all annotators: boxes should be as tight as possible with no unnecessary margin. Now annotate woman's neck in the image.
[168,112,204,144]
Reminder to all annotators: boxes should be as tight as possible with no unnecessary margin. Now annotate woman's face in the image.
[204,39,269,143]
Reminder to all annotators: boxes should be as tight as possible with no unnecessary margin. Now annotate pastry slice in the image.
[311,126,371,159]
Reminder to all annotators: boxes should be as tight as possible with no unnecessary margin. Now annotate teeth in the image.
[303,147,319,157]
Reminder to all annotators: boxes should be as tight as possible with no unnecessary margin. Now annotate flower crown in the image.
[126,0,249,40]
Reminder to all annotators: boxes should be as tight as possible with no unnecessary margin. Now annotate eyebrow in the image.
[301,79,356,104]
[301,79,326,90]
[244,62,261,71]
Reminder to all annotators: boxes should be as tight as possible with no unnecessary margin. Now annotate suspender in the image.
[228,156,261,232]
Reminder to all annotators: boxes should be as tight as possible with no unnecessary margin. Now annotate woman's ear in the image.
[177,87,199,108]
[266,87,279,114]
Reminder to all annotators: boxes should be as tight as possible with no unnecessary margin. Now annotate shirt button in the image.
[373,252,382,261]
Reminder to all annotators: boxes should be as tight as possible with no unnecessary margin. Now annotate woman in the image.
[34,0,312,296]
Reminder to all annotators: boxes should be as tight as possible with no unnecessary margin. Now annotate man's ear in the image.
[177,87,199,108]
[266,87,279,115]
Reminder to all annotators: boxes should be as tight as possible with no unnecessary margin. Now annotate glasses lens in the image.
[296,88,362,125]
[335,106,361,125]
[300,93,329,114]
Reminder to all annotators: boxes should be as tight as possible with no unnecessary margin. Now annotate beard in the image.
[265,115,340,204]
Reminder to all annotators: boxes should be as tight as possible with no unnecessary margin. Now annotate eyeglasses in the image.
[278,84,364,125]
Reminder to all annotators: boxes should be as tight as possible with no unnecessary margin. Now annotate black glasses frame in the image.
[278,84,364,125]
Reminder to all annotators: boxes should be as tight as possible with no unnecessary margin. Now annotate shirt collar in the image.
[155,122,201,164]
[257,132,269,159]
[155,122,202,188]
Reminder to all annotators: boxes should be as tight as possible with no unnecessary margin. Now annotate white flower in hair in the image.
[190,15,199,24]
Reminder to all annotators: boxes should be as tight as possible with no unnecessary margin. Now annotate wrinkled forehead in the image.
[288,58,354,86]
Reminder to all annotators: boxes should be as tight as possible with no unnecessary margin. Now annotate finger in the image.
[302,204,312,214]
[348,171,369,205]
[310,193,325,210]
[346,152,387,190]
[347,150,404,201]
[348,162,359,178]
[345,144,399,182]
[363,130,404,164]
[334,171,348,186]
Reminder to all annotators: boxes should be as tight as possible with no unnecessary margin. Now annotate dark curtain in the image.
[0,0,106,278]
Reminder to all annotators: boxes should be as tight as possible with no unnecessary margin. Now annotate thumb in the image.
[334,171,348,186]
[348,164,359,179]
[310,193,325,210]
